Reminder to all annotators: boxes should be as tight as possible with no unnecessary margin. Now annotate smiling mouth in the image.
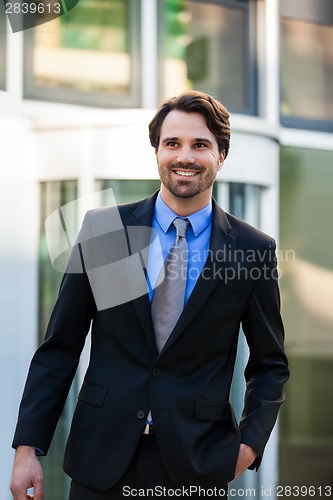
[174,170,199,177]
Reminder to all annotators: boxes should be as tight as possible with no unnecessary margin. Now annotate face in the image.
[155,110,225,210]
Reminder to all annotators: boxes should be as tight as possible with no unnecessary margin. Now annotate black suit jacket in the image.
[13,192,289,491]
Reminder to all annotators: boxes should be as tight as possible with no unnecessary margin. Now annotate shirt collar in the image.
[155,192,212,237]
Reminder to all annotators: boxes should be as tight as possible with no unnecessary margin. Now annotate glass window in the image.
[96,179,161,205]
[39,180,78,499]
[280,1,333,130]
[229,182,261,226]
[279,147,333,491]
[159,0,256,114]
[0,0,6,90]
[24,0,141,107]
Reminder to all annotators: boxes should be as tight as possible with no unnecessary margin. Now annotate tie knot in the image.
[173,217,189,239]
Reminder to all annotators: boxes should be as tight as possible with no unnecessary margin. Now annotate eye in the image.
[167,141,178,147]
[195,142,206,149]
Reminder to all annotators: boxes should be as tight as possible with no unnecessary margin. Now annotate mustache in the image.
[169,162,203,171]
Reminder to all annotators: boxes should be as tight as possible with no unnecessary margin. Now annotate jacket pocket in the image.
[78,381,108,408]
[194,400,232,422]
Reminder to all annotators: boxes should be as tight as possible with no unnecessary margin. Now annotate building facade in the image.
[0,1,332,498]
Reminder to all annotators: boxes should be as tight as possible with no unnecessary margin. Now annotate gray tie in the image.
[152,217,189,353]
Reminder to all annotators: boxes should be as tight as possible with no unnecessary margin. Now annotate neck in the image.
[159,186,212,217]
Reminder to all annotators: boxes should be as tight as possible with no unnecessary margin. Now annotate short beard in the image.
[166,181,201,199]
[158,162,217,199]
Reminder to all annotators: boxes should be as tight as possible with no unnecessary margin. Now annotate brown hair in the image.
[149,90,230,157]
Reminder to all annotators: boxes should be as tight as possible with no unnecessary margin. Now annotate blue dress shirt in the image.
[147,193,213,303]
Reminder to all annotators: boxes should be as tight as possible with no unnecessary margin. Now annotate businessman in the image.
[10,90,289,499]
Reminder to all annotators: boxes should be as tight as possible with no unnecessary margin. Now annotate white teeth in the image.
[175,170,197,177]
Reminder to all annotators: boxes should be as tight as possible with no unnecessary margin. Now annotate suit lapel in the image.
[159,200,235,355]
[124,192,158,353]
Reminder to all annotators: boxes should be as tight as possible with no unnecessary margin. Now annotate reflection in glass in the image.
[281,18,333,124]
[162,0,250,111]
[31,0,136,98]
[96,179,161,206]
[279,147,333,493]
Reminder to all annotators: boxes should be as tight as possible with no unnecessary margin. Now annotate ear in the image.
[218,149,226,170]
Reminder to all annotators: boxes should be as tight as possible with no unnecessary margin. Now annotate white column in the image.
[5,16,23,111]
[141,0,158,109]
[258,0,280,126]
[0,118,38,500]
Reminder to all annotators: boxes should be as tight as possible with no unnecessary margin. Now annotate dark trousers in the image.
[68,434,228,499]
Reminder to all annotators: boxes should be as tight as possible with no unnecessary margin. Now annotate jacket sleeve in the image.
[12,214,96,455]
[240,239,289,469]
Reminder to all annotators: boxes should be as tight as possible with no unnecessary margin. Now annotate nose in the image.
[177,146,195,164]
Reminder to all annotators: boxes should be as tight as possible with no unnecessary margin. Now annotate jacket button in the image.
[136,410,145,420]
[152,368,160,376]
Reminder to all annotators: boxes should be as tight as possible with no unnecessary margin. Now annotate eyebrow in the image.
[161,137,214,146]
[161,137,178,144]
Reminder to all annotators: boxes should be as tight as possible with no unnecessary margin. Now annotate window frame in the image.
[157,0,257,116]
[280,3,333,132]
[23,0,141,108]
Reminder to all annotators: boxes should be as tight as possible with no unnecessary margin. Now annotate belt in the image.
[143,424,155,435]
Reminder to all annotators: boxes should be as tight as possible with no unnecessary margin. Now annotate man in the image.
[10,91,289,499]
